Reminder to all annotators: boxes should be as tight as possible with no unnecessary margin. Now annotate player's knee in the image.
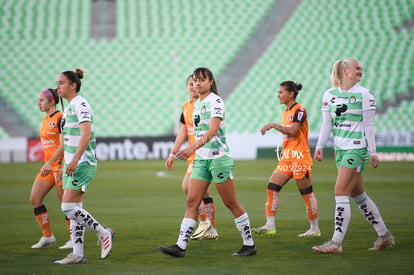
[61,202,81,219]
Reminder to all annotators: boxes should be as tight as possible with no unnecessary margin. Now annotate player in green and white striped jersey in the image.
[61,96,97,166]
[312,59,394,254]
[54,69,114,264]
[158,67,256,257]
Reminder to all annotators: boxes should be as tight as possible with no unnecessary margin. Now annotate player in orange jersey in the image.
[252,81,320,237]
[30,88,71,249]
[166,75,218,240]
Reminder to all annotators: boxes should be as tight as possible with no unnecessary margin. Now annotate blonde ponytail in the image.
[330,60,342,87]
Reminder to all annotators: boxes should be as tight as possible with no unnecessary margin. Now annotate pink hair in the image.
[40,89,55,103]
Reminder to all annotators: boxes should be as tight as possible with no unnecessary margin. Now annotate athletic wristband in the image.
[169,152,176,157]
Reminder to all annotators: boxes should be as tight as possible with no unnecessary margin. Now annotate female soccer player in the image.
[158,67,256,257]
[165,75,218,240]
[54,69,114,264]
[312,58,395,253]
[252,81,320,237]
[30,88,72,249]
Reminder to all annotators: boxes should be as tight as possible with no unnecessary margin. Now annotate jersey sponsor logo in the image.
[335,104,348,116]
[212,151,220,156]
[297,111,304,121]
[60,118,66,131]
[194,114,200,127]
[81,102,87,107]
[330,97,336,104]
[214,107,222,115]
[216,98,221,103]
[81,111,90,120]
[334,122,352,128]
[369,99,376,107]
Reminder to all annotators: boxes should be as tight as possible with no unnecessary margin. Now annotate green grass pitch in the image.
[0,159,413,274]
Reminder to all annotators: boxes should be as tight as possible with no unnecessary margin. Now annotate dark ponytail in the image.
[280,81,302,99]
[61,68,85,93]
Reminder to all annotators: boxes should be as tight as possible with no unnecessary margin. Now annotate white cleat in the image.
[59,240,73,249]
[298,229,321,237]
[312,240,343,253]
[368,232,395,251]
[54,253,86,264]
[31,235,56,248]
[251,225,276,237]
[99,228,114,259]
[202,227,219,240]
[190,220,211,240]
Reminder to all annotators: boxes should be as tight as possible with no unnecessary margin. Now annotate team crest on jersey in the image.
[288,115,293,122]
[49,122,56,129]
[201,105,207,114]
[348,96,356,104]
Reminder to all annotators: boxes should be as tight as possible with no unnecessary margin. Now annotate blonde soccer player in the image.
[312,58,394,253]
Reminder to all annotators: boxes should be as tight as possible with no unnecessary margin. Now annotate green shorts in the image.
[62,162,97,192]
[335,148,369,173]
[190,155,234,183]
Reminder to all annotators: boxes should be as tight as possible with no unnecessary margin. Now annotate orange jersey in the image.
[39,111,63,166]
[180,100,196,163]
[280,103,311,161]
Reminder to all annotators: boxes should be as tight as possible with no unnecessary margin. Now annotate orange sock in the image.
[198,201,208,222]
[301,192,318,221]
[266,188,279,217]
[34,205,52,237]
[203,198,216,228]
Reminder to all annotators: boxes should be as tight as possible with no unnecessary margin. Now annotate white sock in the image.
[331,196,350,244]
[176,218,196,250]
[265,216,276,229]
[352,192,389,236]
[68,202,84,257]
[235,212,254,246]
[310,218,319,232]
[71,219,85,257]
[62,202,107,237]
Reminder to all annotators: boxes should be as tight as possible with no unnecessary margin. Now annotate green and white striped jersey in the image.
[193,93,231,160]
[321,84,376,150]
[61,95,97,165]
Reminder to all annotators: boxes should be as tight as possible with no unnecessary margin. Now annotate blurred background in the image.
[1,0,413,162]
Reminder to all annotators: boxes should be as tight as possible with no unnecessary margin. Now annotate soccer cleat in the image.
[202,227,219,240]
[368,232,395,251]
[99,228,114,259]
[54,253,87,264]
[298,229,321,237]
[251,225,276,237]
[157,244,185,257]
[190,220,212,240]
[59,240,73,249]
[312,240,343,253]
[232,245,256,256]
[31,235,56,248]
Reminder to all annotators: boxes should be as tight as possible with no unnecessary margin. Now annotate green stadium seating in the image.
[0,0,412,138]
[225,0,414,134]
